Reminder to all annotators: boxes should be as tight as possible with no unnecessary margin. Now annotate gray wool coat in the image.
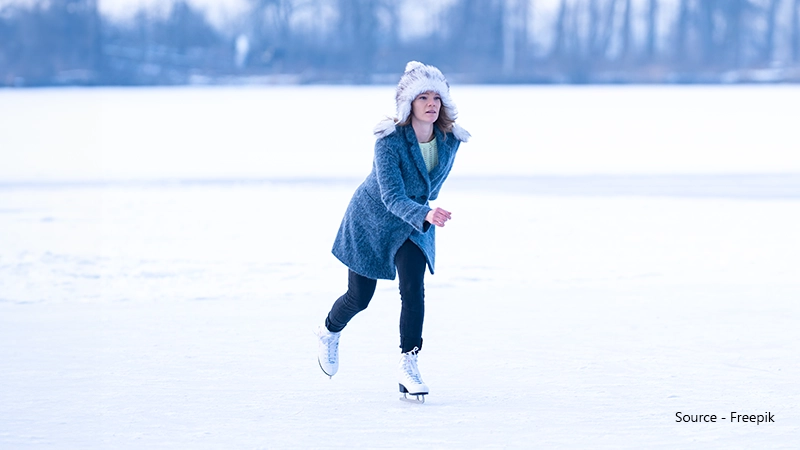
[332,123,465,280]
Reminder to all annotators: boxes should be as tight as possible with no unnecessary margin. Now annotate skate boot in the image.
[398,347,428,403]
[316,324,340,378]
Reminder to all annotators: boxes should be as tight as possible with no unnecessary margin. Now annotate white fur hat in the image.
[374,61,470,141]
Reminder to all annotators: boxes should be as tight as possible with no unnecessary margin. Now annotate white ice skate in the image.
[316,325,340,378]
[398,347,428,403]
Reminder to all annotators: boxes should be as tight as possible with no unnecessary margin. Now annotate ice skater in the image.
[316,61,470,401]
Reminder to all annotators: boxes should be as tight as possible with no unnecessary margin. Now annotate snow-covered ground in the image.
[1,86,799,448]
[3,84,800,182]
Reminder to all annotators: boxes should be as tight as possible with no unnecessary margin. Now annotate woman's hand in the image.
[425,207,452,227]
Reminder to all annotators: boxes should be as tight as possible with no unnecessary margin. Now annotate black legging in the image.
[325,239,426,353]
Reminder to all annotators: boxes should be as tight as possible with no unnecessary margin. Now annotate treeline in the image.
[2,0,800,87]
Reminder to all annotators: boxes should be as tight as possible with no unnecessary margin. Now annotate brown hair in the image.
[395,101,455,135]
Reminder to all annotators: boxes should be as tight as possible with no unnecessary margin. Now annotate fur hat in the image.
[374,61,470,142]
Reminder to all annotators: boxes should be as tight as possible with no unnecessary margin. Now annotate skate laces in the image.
[401,347,423,384]
[319,328,339,364]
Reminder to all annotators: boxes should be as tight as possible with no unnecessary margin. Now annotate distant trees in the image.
[536,0,800,82]
[795,0,800,61]
[0,0,101,85]
[2,0,800,86]
[0,0,227,85]
[663,0,798,79]
[101,0,227,84]
[446,0,505,71]
[246,0,293,70]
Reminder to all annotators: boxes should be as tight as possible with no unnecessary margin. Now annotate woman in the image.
[316,61,470,401]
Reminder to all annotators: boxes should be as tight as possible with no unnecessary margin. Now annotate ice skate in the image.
[316,325,340,378]
[398,347,428,403]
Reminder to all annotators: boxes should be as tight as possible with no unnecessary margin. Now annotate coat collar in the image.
[402,125,432,189]
[429,126,453,183]
[401,125,454,190]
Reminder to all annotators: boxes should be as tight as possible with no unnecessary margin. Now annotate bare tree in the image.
[594,0,619,61]
[645,0,658,61]
[697,1,715,65]
[724,0,747,68]
[502,0,534,75]
[674,0,692,65]
[551,0,569,60]
[619,0,632,61]
[446,0,503,71]
[334,0,397,76]
[249,0,294,68]
[763,0,780,63]
[794,0,800,61]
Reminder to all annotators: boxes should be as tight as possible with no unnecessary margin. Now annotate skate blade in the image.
[318,359,335,378]
[400,392,426,404]
[399,384,427,403]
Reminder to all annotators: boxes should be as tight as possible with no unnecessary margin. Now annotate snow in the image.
[3,85,800,182]
[1,86,799,448]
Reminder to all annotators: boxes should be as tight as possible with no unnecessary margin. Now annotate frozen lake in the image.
[1,86,799,448]
[1,84,800,181]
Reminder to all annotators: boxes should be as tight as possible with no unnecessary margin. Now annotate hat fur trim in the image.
[373,61,469,141]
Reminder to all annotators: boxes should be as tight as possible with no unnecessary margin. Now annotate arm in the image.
[374,140,432,232]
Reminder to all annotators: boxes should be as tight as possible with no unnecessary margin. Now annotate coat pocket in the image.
[407,194,429,204]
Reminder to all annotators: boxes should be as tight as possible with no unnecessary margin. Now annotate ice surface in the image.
[1,86,799,448]
[2,85,800,182]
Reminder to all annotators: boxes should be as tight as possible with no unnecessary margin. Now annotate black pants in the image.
[325,239,426,353]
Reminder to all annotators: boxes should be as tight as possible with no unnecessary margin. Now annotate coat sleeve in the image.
[374,139,432,233]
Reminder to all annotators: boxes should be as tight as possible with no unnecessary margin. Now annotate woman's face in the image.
[410,91,441,125]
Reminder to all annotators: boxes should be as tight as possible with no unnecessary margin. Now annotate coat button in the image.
[409,195,416,200]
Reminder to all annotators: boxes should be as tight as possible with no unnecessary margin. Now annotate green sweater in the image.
[419,138,438,173]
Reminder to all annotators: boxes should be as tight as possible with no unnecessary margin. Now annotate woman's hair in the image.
[395,97,455,135]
